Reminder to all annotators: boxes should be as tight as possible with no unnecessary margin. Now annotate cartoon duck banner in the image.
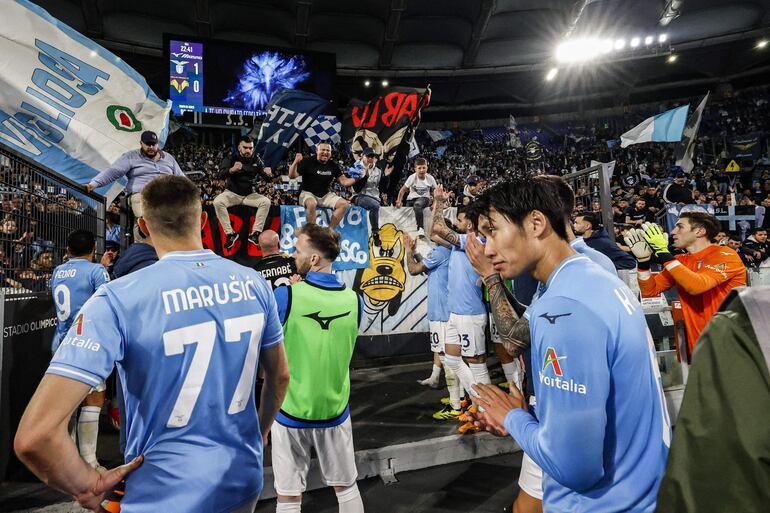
[279,204,370,271]
[338,207,432,335]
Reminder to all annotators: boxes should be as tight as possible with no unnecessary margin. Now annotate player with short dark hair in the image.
[466,177,670,513]
[16,175,290,513]
[49,229,111,471]
[431,186,490,434]
[272,223,365,513]
[625,212,746,354]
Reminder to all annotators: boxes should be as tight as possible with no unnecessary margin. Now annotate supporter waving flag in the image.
[0,0,171,202]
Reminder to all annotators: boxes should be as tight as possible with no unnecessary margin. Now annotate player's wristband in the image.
[655,252,675,264]
[412,252,423,263]
[637,260,651,271]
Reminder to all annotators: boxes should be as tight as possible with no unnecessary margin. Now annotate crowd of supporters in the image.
[3,86,770,293]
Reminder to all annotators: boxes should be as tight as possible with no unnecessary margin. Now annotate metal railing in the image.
[562,164,615,241]
[0,143,105,296]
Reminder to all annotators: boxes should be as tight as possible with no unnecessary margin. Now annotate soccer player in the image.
[466,175,620,513]
[403,233,462,420]
[430,186,490,433]
[15,176,290,513]
[272,223,365,513]
[254,230,297,289]
[468,178,670,513]
[289,142,356,228]
[50,230,110,470]
[624,212,746,355]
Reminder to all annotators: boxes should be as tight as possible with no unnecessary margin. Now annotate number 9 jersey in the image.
[47,249,284,513]
[51,258,110,352]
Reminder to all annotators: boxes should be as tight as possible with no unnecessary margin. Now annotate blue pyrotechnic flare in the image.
[224,51,310,111]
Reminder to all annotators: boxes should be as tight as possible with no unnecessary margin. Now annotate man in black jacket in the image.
[213,136,274,249]
[663,171,694,204]
[574,213,637,270]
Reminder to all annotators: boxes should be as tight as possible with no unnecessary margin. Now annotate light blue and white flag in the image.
[425,129,453,142]
[620,105,689,148]
[0,0,171,201]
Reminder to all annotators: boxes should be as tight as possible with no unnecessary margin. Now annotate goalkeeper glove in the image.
[642,222,674,263]
[623,228,653,269]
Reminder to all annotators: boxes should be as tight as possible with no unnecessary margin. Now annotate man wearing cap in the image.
[663,171,694,205]
[350,148,394,247]
[86,131,185,240]
[461,175,483,206]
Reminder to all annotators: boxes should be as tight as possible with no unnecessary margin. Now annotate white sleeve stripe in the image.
[262,337,284,348]
[47,365,101,386]
[664,260,682,271]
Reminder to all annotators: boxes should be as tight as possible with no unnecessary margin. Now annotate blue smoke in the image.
[224,52,310,111]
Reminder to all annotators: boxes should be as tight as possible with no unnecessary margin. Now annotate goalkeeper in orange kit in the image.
[624,211,746,355]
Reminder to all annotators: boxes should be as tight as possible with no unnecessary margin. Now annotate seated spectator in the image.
[574,213,637,270]
[213,136,274,250]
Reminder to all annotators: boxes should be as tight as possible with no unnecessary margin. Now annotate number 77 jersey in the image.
[47,250,284,513]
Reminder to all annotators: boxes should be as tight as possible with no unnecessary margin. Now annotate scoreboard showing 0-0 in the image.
[169,40,204,113]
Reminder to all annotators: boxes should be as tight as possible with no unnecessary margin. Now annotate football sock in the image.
[440,355,462,409]
[469,362,491,386]
[276,501,301,512]
[444,354,476,398]
[336,484,364,513]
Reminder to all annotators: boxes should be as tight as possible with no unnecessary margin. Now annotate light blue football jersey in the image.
[447,235,485,316]
[506,255,671,513]
[570,237,616,275]
[47,250,283,513]
[422,245,450,322]
[51,258,109,352]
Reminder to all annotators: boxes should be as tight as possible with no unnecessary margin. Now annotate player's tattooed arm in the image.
[484,274,531,357]
[431,186,461,247]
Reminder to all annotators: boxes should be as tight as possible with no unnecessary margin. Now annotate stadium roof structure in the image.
[32,0,770,115]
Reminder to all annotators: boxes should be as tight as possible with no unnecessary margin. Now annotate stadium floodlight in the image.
[659,33,668,43]
[364,80,371,87]
[614,38,626,50]
[555,38,606,63]
[381,79,389,87]
[546,67,558,81]
[757,39,769,49]
[667,54,678,63]
[630,37,640,48]
[601,39,614,54]
[645,35,654,45]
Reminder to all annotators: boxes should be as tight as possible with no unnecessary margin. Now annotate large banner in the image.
[202,204,433,336]
[731,132,762,161]
[339,207,430,335]
[0,0,170,201]
[279,205,369,271]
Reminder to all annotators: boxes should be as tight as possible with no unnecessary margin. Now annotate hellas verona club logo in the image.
[540,346,588,395]
[106,105,142,132]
